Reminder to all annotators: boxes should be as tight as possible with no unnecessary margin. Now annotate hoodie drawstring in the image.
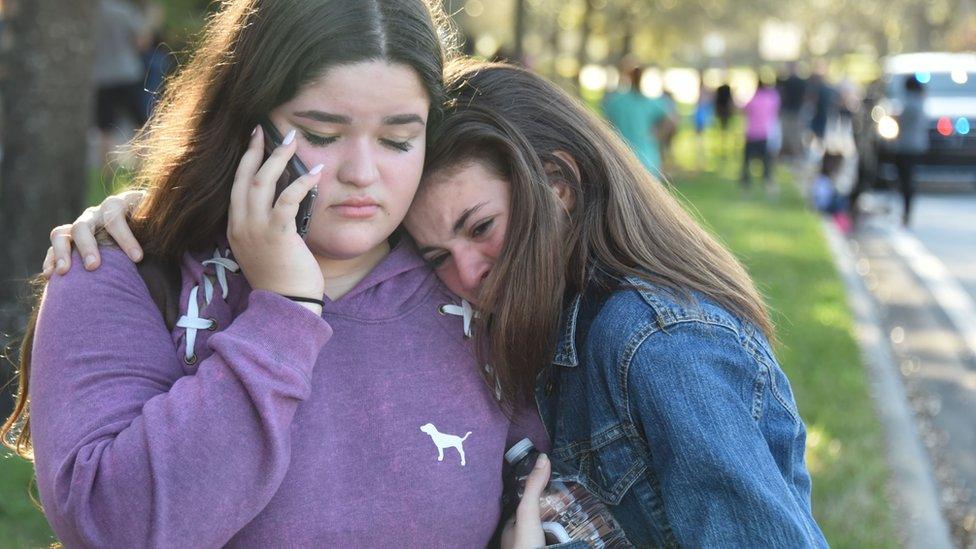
[440,300,501,401]
[439,299,478,339]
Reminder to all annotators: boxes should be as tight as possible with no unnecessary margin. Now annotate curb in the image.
[820,219,953,549]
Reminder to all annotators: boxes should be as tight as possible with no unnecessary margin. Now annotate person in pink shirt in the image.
[740,76,781,192]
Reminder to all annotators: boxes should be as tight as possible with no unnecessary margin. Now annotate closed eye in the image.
[302,131,338,147]
[380,138,414,152]
[425,252,449,269]
[471,218,494,238]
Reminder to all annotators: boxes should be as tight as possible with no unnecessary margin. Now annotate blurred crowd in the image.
[600,58,932,231]
[3,0,937,232]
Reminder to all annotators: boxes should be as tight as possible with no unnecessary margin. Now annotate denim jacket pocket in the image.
[550,423,646,506]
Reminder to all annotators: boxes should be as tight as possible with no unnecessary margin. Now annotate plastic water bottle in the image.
[505,438,634,548]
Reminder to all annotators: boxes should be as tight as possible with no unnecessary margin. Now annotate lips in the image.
[330,197,380,219]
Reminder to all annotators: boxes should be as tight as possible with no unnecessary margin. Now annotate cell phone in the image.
[260,119,318,239]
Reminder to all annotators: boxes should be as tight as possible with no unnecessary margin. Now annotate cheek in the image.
[380,149,424,208]
[295,145,329,167]
[437,268,469,301]
[295,146,337,189]
[486,219,508,259]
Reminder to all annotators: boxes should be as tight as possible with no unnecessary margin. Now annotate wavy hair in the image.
[424,61,773,405]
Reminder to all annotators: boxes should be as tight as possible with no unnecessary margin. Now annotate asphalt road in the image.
[911,193,976,305]
[853,190,976,546]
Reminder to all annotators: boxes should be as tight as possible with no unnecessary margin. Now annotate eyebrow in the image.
[418,201,489,256]
[383,114,425,126]
[294,110,350,124]
[293,110,425,126]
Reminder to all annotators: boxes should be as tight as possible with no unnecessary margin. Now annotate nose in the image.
[336,139,379,188]
[454,249,491,294]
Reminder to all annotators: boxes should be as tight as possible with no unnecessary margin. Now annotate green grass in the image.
[1,124,897,547]
[87,166,134,207]
[0,450,56,548]
[668,124,898,547]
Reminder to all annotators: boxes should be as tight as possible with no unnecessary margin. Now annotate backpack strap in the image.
[136,254,182,332]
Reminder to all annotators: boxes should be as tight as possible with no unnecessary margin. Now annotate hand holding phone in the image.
[261,120,318,239]
[225,122,326,309]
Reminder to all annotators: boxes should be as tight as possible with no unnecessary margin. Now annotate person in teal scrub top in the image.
[602,65,673,175]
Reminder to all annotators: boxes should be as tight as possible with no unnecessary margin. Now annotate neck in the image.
[316,241,391,300]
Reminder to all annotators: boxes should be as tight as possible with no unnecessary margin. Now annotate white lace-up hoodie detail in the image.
[439,299,502,401]
[438,299,478,339]
[175,247,240,365]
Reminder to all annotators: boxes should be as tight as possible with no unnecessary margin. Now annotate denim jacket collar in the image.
[554,274,658,369]
[553,293,583,368]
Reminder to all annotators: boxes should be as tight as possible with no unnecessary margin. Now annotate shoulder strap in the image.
[136,253,182,332]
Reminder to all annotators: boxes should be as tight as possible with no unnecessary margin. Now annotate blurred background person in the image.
[136,1,171,121]
[602,65,673,177]
[658,87,679,172]
[805,62,838,156]
[891,75,929,226]
[714,80,734,156]
[693,80,715,174]
[740,75,781,194]
[93,0,152,167]
[811,150,852,233]
[777,62,807,162]
[850,79,887,225]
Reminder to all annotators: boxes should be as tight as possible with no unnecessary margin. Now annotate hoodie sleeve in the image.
[29,248,332,548]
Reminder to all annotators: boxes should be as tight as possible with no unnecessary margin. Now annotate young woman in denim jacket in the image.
[405,62,829,548]
[44,61,828,547]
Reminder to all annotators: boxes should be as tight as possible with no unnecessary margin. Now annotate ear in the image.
[545,150,579,213]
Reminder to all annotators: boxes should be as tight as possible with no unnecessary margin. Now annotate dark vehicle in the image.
[858,53,976,189]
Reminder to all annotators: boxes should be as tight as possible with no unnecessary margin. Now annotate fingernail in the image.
[535,454,549,468]
[56,259,66,271]
[282,129,296,146]
[251,125,259,137]
[84,255,96,268]
[131,249,143,261]
[310,164,324,175]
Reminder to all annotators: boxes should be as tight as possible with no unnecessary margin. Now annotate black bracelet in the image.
[283,295,325,307]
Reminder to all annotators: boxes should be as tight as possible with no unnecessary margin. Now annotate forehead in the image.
[289,60,430,118]
[407,161,510,232]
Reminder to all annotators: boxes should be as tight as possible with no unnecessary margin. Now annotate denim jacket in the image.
[535,275,828,548]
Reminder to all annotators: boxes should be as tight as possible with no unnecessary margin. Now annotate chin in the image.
[451,288,479,306]
[308,229,390,260]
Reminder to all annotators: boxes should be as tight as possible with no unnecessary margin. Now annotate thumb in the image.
[516,453,551,523]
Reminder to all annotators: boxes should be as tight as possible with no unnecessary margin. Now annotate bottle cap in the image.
[505,438,536,465]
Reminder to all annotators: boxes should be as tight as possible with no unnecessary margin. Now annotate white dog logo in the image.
[420,423,471,466]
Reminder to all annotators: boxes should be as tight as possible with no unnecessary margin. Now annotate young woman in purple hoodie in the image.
[3,2,547,547]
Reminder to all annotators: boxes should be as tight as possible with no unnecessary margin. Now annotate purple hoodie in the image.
[29,239,548,548]
[743,87,781,141]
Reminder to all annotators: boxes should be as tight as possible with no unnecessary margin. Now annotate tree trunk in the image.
[0,0,95,343]
[547,6,560,79]
[574,0,594,85]
[513,0,527,64]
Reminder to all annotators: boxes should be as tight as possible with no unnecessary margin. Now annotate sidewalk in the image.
[825,203,976,547]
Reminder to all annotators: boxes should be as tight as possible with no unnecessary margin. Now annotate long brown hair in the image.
[424,61,773,404]
[2,0,452,459]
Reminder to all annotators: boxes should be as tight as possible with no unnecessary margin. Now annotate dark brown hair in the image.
[3,0,452,459]
[424,61,773,405]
